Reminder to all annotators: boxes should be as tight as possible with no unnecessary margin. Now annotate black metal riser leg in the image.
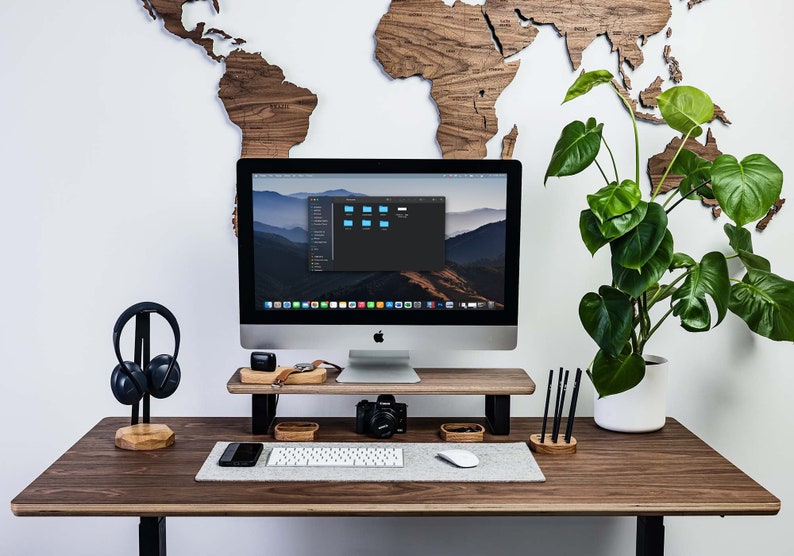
[484,394,511,435]
[637,516,665,556]
[139,516,166,556]
[252,393,278,434]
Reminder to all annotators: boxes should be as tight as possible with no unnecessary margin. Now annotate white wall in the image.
[1,1,792,554]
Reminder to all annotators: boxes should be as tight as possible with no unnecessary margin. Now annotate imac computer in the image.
[236,158,522,383]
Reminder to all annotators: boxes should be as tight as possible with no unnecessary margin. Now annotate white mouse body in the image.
[437,449,479,468]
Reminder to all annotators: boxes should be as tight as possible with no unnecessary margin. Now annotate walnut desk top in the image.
[11,416,779,518]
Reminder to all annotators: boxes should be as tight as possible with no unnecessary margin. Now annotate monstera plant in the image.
[545,69,794,399]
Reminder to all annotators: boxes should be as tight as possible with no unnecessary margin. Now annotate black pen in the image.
[564,368,583,443]
[552,369,569,443]
[551,367,563,442]
[540,369,554,443]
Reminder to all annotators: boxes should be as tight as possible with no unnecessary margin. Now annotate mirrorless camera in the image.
[355,394,407,438]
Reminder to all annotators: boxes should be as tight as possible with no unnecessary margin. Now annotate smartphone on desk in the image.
[219,442,264,467]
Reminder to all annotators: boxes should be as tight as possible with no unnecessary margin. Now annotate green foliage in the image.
[579,286,633,357]
[545,69,791,398]
[544,118,603,184]
[562,70,614,104]
[712,154,783,227]
[656,86,714,137]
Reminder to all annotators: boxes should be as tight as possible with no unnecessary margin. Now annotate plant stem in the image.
[647,269,691,308]
[641,306,676,351]
[609,82,639,186]
[663,180,711,212]
[594,159,610,185]
[637,293,651,354]
[651,128,695,202]
[601,136,619,183]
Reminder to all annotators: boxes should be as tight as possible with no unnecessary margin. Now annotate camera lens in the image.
[368,409,398,439]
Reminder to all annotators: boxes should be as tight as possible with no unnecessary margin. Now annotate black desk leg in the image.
[252,393,277,434]
[484,395,510,435]
[637,516,665,556]
[139,516,166,556]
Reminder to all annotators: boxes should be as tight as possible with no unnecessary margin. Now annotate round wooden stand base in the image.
[529,433,577,454]
[115,423,175,451]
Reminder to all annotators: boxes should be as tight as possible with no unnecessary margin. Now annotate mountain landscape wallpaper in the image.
[252,189,506,307]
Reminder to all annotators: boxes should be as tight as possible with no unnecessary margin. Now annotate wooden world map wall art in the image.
[139,0,782,230]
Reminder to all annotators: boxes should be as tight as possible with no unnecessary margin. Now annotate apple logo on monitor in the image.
[373,330,384,343]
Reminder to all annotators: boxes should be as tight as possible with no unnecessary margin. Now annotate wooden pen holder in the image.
[529,433,577,454]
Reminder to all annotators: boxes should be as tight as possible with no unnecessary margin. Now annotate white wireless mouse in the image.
[437,449,480,468]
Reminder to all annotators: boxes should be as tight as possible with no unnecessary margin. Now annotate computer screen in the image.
[236,158,522,382]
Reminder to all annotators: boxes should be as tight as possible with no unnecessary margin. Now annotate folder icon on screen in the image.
[380,221,389,227]
[343,219,353,227]
[362,219,372,226]
[344,205,354,212]
[379,205,388,213]
[363,206,373,213]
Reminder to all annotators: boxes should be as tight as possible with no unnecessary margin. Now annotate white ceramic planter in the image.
[593,355,668,433]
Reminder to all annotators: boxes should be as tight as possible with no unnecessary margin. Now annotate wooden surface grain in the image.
[11,417,779,518]
[228,367,535,396]
[375,0,520,158]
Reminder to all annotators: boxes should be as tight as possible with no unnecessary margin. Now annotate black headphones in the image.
[111,302,181,405]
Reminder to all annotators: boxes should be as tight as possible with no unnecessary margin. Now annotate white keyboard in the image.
[266,445,404,468]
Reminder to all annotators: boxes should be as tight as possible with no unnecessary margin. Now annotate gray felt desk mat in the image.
[195,442,545,483]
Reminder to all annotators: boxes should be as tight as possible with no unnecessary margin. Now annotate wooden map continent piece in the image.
[639,76,664,109]
[501,125,519,160]
[481,1,540,57]
[141,0,220,61]
[376,0,520,159]
[219,50,318,159]
[756,198,785,231]
[497,0,672,74]
[663,45,683,83]
[613,79,664,124]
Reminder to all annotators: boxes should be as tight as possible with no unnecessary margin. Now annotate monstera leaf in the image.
[587,179,642,223]
[724,223,753,254]
[671,252,730,332]
[610,202,668,270]
[544,118,603,183]
[589,350,646,398]
[712,154,783,227]
[579,209,609,256]
[729,268,794,341]
[612,230,674,299]
[563,69,614,103]
[657,86,714,137]
[579,286,633,357]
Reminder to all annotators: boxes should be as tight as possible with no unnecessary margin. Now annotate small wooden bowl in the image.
[274,421,319,441]
[440,423,485,442]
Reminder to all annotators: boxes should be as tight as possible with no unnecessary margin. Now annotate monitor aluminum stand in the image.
[336,350,420,383]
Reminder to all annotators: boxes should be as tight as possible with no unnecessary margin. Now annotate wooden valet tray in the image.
[273,421,320,441]
[439,422,485,442]
[239,366,327,385]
